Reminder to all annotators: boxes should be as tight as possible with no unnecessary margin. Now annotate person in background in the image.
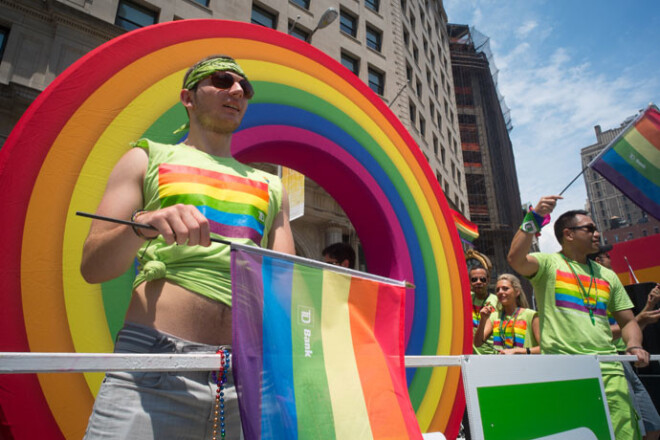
[474,273,540,355]
[322,242,356,269]
[469,265,499,355]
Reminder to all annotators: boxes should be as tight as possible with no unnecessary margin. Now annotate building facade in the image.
[448,24,523,279]
[0,0,468,267]
[581,119,660,244]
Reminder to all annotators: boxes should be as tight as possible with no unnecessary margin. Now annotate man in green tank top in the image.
[81,55,295,439]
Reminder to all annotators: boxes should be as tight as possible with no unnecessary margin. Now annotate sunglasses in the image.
[568,224,597,234]
[471,277,487,283]
[209,71,254,99]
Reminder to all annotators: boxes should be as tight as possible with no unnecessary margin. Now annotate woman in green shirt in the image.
[474,274,540,354]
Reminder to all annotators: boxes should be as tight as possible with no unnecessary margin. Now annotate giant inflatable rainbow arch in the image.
[0,20,471,439]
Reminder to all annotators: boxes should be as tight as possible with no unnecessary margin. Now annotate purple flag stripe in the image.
[591,159,660,220]
[231,249,265,440]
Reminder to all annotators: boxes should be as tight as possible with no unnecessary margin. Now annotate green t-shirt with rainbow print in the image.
[472,291,499,354]
[131,139,283,307]
[528,252,634,375]
[489,307,538,350]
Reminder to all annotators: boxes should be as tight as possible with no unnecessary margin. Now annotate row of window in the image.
[291,0,380,14]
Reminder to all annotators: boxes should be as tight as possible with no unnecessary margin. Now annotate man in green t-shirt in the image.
[469,266,499,354]
[508,195,649,439]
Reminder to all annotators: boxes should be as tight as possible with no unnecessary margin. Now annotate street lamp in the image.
[306,7,339,43]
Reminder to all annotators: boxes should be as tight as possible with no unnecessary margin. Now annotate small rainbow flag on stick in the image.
[230,245,422,440]
[589,104,660,220]
[450,208,479,243]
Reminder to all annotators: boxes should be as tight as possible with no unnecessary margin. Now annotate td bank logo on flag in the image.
[298,306,314,358]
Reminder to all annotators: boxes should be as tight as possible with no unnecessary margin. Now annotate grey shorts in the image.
[83,322,243,439]
[623,361,660,435]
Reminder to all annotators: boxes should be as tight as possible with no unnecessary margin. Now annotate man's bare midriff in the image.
[124,279,232,346]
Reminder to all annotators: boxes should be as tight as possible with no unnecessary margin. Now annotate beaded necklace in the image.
[561,254,599,325]
[498,307,520,348]
[212,348,230,440]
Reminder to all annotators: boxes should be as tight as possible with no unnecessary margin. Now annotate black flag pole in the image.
[75,211,232,245]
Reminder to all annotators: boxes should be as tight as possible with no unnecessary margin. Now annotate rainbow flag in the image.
[589,104,660,220]
[230,245,422,440]
[450,208,479,243]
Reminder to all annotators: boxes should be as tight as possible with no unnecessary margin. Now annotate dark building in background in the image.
[448,24,523,279]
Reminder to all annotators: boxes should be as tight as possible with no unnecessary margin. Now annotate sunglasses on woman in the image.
[209,71,254,99]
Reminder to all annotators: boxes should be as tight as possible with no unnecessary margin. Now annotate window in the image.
[0,26,9,61]
[406,63,412,82]
[115,0,157,31]
[365,0,380,12]
[410,15,415,31]
[290,0,310,9]
[458,114,476,124]
[340,10,357,37]
[433,134,438,155]
[416,79,422,97]
[251,5,277,28]
[409,103,416,124]
[366,25,382,51]
[412,44,418,62]
[403,28,409,47]
[191,0,210,6]
[419,116,426,136]
[289,22,310,41]
[341,51,360,75]
[368,67,384,95]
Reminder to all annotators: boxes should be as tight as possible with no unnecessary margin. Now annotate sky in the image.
[443,0,660,252]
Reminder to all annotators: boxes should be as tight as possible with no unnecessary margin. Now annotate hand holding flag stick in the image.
[75,211,232,245]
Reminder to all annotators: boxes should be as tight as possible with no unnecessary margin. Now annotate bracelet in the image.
[625,346,644,353]
[526,347,531,355]
[130,209,156,240]
[520,211,541,234]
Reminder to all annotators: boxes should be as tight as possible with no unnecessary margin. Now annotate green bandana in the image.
[183,57,247,90]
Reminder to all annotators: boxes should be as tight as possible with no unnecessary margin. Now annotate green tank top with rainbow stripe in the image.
[131,139,283,306]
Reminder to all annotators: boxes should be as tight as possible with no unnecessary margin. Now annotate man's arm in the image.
[508,230,540,277]
[267,186,295,255]
[612,308,650,368]
[507,195,562,277]
[637,284,660,331]
[81,148,212,283]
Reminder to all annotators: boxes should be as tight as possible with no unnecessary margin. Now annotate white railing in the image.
[0,353,658,373]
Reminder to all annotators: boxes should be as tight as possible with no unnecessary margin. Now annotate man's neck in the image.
[474,290,489,300]
[560,247,587,264]
[185,128,233,158]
